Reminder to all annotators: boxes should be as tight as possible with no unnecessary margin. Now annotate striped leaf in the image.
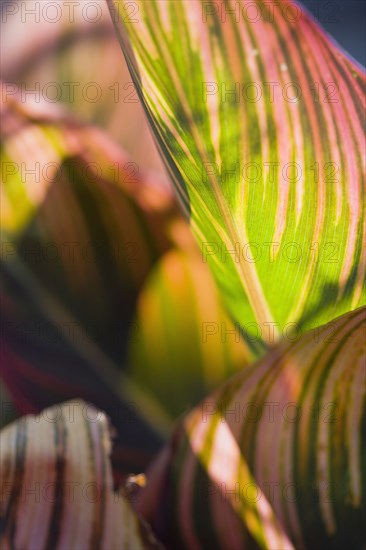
[136,306,366,549]
[0,400,160,549]
[128,219,252,420]
[108,0,366,353]
[1,93,177,473]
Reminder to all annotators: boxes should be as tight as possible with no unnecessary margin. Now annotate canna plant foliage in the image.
[0,0,365,549]
[108,0,365,351]
[136,306,366,549]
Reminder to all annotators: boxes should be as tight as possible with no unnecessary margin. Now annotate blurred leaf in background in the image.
[1,92,176,474]
[128,219,251,420]
[0,0,165,174]
[1,93,175,363]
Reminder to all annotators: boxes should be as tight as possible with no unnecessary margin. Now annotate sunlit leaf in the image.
[136,306,366,549]
[109,0,366,353]
[0,400,160,549]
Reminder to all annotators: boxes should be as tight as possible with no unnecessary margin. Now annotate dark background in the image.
[301,0,365,65]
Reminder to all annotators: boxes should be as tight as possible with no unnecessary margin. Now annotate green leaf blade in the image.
[109,0,366,350]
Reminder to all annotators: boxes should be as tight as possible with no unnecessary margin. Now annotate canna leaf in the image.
[0,92,177,473]
[136,306,366,549]
[1,91,175,364]
[128,219,252,420]
[0,400,160,549]
[108,0,366,353]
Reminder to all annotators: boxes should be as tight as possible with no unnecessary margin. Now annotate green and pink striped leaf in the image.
[109,0,366,353]
[136,306,366,549]
[0,400,160,549]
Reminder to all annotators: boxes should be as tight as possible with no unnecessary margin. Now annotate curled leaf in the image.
[0,400,160,549]
[136,307,366,549]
